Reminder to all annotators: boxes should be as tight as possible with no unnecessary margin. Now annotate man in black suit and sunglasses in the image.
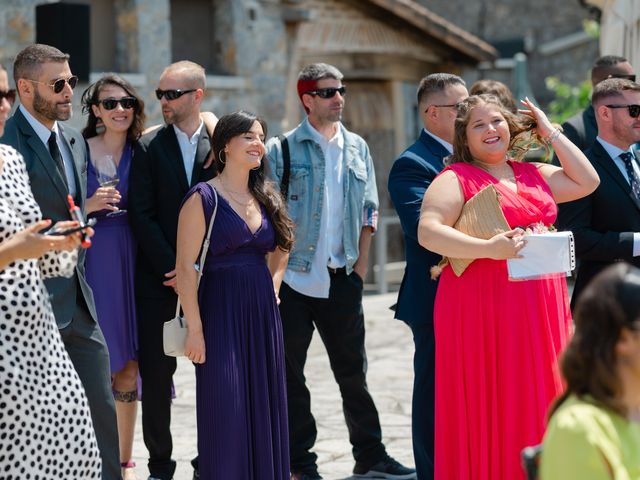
[1,43,121,479]
[553,55,635,161]
[129,60,215,480]
[558,78,640,307]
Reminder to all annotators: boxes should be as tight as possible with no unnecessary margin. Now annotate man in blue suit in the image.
[388,73,467,479]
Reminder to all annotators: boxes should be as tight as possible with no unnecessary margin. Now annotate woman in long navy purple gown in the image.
[176,111,294,479]
[81,74,146,480]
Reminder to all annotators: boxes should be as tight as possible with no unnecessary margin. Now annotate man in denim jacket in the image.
[265,63,416,480]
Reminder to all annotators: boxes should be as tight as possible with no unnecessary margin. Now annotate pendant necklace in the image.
[219,177,254,216]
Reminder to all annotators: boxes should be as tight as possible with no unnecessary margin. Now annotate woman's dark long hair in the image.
[211,110,294,252]
[549,263,640,418]
[80,74,146,143]
[447,94,547,165]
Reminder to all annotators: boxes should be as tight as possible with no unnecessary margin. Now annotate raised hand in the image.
[518,97,555,139]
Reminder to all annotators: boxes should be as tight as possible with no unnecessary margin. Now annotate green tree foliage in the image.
[545,76,592,124]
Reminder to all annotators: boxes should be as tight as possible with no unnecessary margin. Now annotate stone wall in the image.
[414,0,600,104]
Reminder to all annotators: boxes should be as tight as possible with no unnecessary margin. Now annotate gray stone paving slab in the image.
[129,292,415,480]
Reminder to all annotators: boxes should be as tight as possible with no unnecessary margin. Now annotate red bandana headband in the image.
[297,79,319,113]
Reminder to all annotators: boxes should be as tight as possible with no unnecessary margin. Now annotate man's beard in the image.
[33,88,71,121]
[162,106,187,126]
[161,108,174,124]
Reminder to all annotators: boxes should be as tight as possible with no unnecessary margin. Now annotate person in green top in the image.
[540,263,640,480]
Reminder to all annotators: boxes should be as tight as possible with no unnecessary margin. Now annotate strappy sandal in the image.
[121,460,138,480]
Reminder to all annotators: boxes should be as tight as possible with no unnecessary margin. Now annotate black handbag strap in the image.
[277,134,290,201]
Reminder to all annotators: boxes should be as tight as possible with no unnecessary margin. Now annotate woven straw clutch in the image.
[431,183,510,278]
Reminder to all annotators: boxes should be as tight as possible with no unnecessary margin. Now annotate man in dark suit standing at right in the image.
[558,77,640,308]
[388,73,467,479]
[559,55,635,154]
[1,43,120,479]
[129,61,215,480]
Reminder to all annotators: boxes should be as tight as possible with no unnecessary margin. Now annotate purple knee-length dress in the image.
[184,182,289,480]
[85,144,138,375]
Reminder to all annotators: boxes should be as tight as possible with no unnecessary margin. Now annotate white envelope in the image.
[507,231,575,280]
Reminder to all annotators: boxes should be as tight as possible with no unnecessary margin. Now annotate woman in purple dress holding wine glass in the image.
[81,74,146,480]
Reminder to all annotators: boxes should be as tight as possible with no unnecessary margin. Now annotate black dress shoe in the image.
[353,454,416,479]
[191,456,199,479]
[291,472,323,480]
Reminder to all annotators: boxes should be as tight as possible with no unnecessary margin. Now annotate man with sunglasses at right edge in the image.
[265,63,416,480]
[129,61,215,480]
[557,77,640,308]
[1,44,121,479]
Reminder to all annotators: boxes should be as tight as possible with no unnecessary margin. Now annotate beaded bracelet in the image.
[544,128,562,145]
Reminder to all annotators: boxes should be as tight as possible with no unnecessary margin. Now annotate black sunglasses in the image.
[155,88,196,101]
[98,97,137,110]
[0,89,16,106]
[608,74,637,82]
[606,104,640,118]
[305,86,346,99]
[30,75,78,94]
[425,103,459,113]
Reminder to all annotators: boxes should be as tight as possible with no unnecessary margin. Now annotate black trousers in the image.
[279,270,386,474]
[137,295,178,480]
[410,322,435,480]
[60,301,121,480]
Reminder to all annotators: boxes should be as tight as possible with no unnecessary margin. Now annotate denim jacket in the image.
[265,118,379,274]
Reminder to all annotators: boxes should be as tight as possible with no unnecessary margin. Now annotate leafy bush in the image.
[545,76,592,124]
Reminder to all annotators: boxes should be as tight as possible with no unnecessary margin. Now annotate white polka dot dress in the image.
[0,145,101,479]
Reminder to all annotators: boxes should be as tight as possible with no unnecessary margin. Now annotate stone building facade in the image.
[414,0,600,103]
[0,0,495,211]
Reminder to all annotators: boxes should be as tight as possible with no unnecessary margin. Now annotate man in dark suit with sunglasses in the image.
[553,55,635,163]
[265,63,415,480]
[129,60,215,480]
[558,78,640,307]
[1,43,121,480]
[388,73,468,480]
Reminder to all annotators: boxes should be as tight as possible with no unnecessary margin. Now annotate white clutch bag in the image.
[506,231,575,281]
[163,186,218,357]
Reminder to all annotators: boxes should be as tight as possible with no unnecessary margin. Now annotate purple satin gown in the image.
[184,182,289,479]
[85,144,138,375]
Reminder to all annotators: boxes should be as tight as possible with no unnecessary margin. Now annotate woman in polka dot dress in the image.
[0,64,101,479]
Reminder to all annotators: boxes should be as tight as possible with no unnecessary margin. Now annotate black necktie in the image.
[620,151,640,201]
[48,131,68,188]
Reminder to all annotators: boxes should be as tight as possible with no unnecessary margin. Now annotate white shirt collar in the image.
[19,104,59,145]
[596,136,634,160]
[308,122,344,149]
[424,127,453,154]
[173,120,204,144]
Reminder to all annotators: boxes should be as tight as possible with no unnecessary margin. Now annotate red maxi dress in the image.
[433,161,572,480]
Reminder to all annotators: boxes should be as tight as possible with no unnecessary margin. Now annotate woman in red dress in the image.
[418,95,600,480]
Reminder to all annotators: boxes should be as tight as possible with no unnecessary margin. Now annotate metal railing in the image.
[373,214,403,293]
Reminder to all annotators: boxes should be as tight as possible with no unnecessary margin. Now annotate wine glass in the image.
[92,154,125,217]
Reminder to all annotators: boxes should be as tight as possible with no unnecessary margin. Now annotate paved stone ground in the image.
[129,291,415,480]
